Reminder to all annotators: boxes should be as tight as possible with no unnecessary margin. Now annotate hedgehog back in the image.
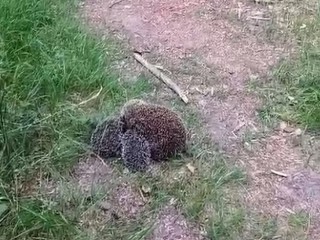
[120,104,186,161]
[121,129,151,172]
[90,117,122,159]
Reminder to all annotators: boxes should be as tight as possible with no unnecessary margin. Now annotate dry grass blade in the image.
[77,86,103,106]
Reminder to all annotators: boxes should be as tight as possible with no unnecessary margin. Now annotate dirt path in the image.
[79,0,320,239]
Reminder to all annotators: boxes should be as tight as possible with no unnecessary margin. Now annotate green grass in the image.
[0,0,150,238]
[259,4,320,130]
[286,211,310,240]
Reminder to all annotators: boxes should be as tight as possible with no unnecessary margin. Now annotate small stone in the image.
[249,74,259,81]
[288,96,295,101]
[244,142,252,151]
[283,127,295,133]
[186,163,195,174]
[99,201,111,211]
[300,24,307,29]
[290,136,301,147]
[279,121,287,130]
[141,185,151,194]
[200,229,208,236]
[294,128,302,136]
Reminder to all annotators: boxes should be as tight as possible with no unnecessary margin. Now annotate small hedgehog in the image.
[119,99,187,162]
[90,116,122,159]
[90,99,187,172]
[121,129,151,172]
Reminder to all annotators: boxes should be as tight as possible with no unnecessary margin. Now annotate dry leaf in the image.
[288,96,295,101]
[186,163,195,174]
[279,121,287,130]
[283,126,295,133]
[141,185,151,194]
[300,24,307,29]
[99,201,111,211]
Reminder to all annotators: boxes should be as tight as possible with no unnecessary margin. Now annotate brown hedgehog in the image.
[119,99,187,162]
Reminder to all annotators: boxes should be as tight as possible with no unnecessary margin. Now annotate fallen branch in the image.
[133,52,189,104]
[271,170,288,178]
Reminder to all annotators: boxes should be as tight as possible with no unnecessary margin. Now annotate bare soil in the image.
[76,0,320,239]
[73,156,148,218]
[147,206,204,240]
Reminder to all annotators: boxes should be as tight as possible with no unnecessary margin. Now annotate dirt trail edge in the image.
[80,0,320,239]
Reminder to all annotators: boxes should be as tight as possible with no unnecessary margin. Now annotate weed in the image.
[288,211,309,228]
[287,211,310,239]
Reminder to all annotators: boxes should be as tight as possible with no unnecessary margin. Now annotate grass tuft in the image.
[259,5,320,130]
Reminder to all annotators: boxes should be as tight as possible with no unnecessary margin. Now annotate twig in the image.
[272,236,282,240]
[232,122,246,134]
[195,87,208,96]
[271,170,288,178]
[304,153,313,168]
[237,3,243,19]
[133,48,151,54]
[306,211,311,238]
[90,151,109,167]
[133,52,189,104]
[109,0,125,8]
[138,188,147,203]
[249,16,271,21]
[285,208,294,214]
[155,65,172,75]
[77,86,103,106]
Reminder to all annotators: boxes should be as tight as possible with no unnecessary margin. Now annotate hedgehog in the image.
[120,129,151,172]
[119,99,187,162]
[90,116,122,159]
[90,99,187,172]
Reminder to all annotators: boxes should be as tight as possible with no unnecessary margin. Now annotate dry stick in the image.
[271,170,288,178]
[249,16,271,21]
[133,52,189,104]
[138,188,147,204]
[232,122,246,134]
